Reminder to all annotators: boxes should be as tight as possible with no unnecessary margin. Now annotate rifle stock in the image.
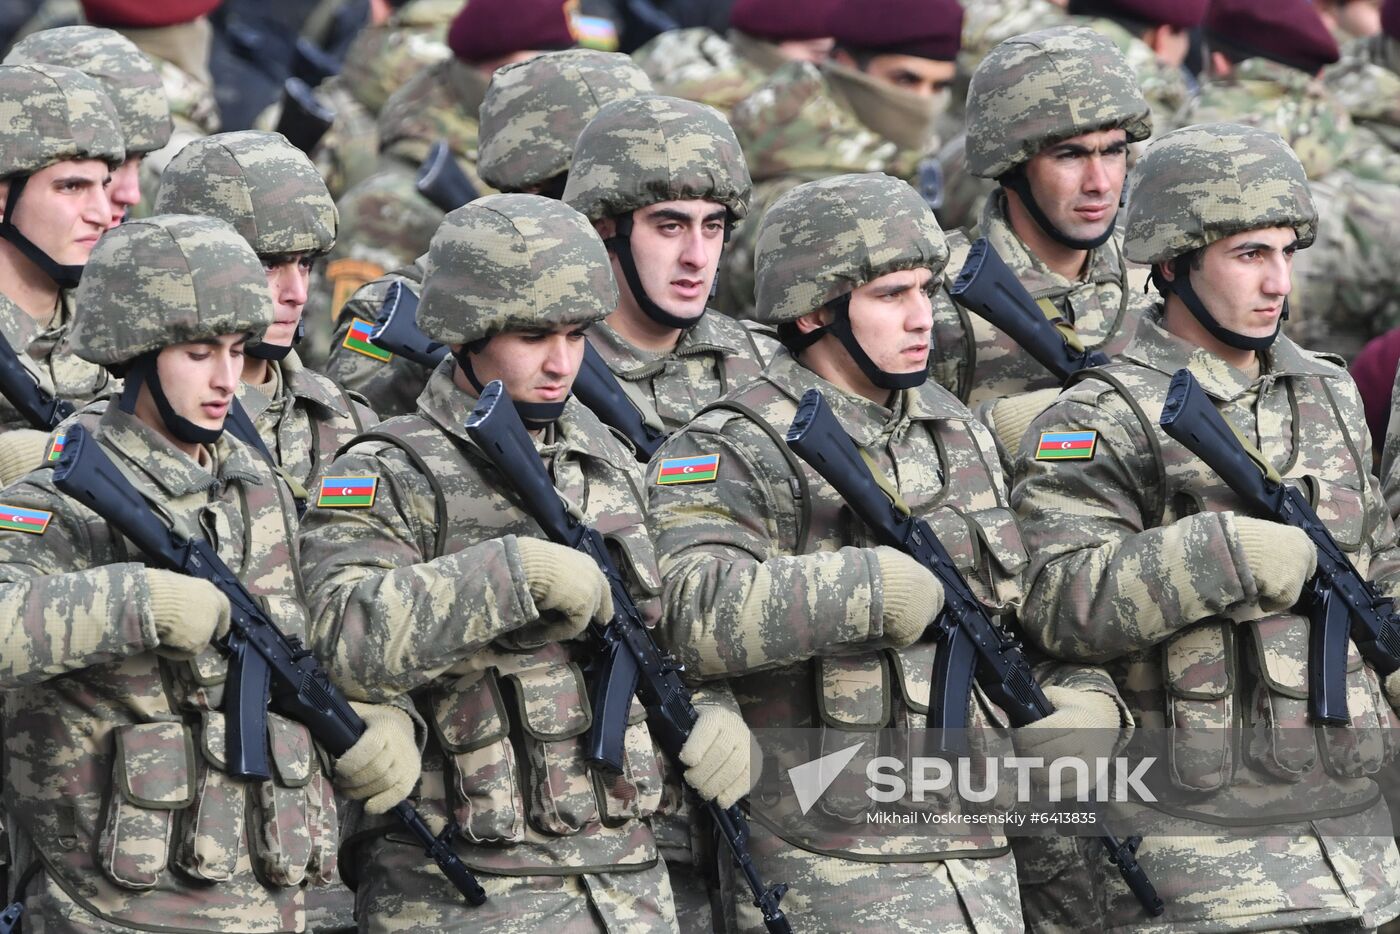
[275,77,336,156]
[573,342,668,461]
[416,141,480,213]
[369,282,448,367]
[0,331,75,430]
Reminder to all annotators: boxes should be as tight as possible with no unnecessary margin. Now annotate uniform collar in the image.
[236,351,349,421]
[588,313,747,381]
[95,404,263,498]
[980,189,1125,295]
[0,291,38,352]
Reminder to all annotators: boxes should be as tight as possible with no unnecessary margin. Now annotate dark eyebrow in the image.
[1231,239,1299,253]
[871,281,915,297]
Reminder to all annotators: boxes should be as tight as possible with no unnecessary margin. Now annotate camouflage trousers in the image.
[353,834,679,933]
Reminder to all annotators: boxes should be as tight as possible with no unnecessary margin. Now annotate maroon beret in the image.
[826,0,963,61]
[730,0,835,41]
[1205,0,1340,73]
[448,0,579,64]
[81,0,221,27]
[1385,0,1400,42]
[1068,0,1208,29]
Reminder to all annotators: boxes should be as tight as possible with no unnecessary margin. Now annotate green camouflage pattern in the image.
[1074,16,1191,139]
[323,260,431,417]
[298,364,671,886]
[0,291,113,434]
[416,194,616,347]
[1123,123,1317,266]
[70,214,273,367]
[155,130,338,256]
[477,50,654,193]
[563,95,751,222]
[0,62,125,178]
[965,25,1152,180]
[933,191,1152,407]
[1325,32,1400,187]
[957,0,1069,74]
[4,25,173,156]
[0,402,329,932]
[632,27,777,114]
[1011,311,1400,929]
[751,172,948,324]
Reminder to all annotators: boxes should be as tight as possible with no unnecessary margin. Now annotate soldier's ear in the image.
[1208,51,1233,79]
[794,307,832,334]
[594,218,616,242]
[0,179,8,223]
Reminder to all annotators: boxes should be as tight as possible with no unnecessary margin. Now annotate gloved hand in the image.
[0,429,51,487]
[1383,670,1400,710]
[678,704,756,808]
[875,546,945,648]
[334,702,421,814]
[1015,686,1123,797]
[1231,516,1317,612]
[145,570,231,659]
[513,538,613,644]
[985,388,1060,456]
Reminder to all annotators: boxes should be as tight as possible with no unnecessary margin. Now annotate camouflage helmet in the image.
[417,194,617,346]
[754,172,949,324]
[0,63,125,180]
[965,25,1151,179]
[563,95,751,221]
[5,26,173,156]
[72,214,273,367]
[1124,123,1317,265]
[155,131,338,256]
[478,49,654,193]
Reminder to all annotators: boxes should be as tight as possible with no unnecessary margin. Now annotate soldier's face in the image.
[108,155,143,228]
[261,253,314,346]
[1019,128,1129,244]
[608,200,727,325]
[845,266,935,373]
[776,38,834,63]
[462,325,589,405]
[847,53,956,98]
[1168,227,1297,342]
[136,333,247,446]
[0,158,111,266]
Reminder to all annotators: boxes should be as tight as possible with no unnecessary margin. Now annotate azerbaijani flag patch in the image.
[317,476,378,508]
[656,454,721,485]
[0,504,52,534]
[1035,430,1098,461]
[342,318,392,362]
[46,432,65,462]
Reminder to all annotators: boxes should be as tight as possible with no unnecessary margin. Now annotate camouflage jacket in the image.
[958,0,1069,73]
[1325,32,1400,187]
[632,27,778,115]
[0,405,332,932]
[299,361,672,878]
[587,311,774,435]
[236,350,378,501]
[0,291,112,434]
[933,191,1150,407]
[1074,16,1191,136]
[323,260,431,418]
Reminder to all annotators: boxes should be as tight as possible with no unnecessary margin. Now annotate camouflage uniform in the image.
[299,196,679,933]
[632,27,784,114]
[1072,16,1192,134]
[1013,124,1400,931]
[1325,31,1400,190]
[0,215,339,933]
[154,131,377,505]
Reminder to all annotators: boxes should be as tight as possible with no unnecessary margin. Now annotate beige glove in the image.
[145,570,232,659]
[678,704,755,808]
[513,538,613,644]
[1232,516,1317,612]
[1016,686,1123,797]
[335,702,421,814]
[986,388,1061,456]
[1383,670,1400,710]
[0,429,52,487]
[875,546,945,647]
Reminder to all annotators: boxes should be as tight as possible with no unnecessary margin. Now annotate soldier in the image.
[0,63,123,487]
[154,130,376,509]
[564,95,775,437]
[323,49,654,418]
[933,26,1155,451]
[1325,0,1400,184]
[647,171,1126,933]
[305,0,581,367]
[632,0,834,114]
[5,24,174,228]
[1317,0,1386,40]
[1012,123,1400,930]
[298,195,754,932]
[1066,0,1203,131]
[0,212,412,933]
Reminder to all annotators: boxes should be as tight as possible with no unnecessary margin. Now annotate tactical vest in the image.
[350,413,669,874]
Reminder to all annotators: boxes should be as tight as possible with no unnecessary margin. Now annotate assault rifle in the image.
[464,380,792,933]
[949,237,1110,381]
[371,281,447,367]
[784,387,1163,917]
[49,425,487,908]
[0,331,74,430]
[1160,367,1400,725]
[416,141,480,213]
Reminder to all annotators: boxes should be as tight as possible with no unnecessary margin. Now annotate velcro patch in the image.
[317,476,378,508]
[1035,430,1097,461]
[328,258,384,318]
[342,317,392,363]
[0,504,52,534]
[47,432,65,462]
[656,453,720,485]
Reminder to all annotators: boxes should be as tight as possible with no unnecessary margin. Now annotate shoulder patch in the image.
[656,453,720,485]
[1035,430,1098,461]
[47,432,65,462]
[342,317,393,363]
[328,259,385,318]
[317,475,379,508]
[0,504,52,534]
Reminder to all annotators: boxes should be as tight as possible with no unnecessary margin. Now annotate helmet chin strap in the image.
[454,344,568,430]
[605,212,709,332]
[1001,167,1117,252]
[245,318,304,361]
[0,176,86,290]
[120,352,224,445]
[792,294,928,391]
[1162,257,1284,352]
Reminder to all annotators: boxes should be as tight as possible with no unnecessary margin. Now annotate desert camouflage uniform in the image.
[1014,123,1400,932]
[0,215,338,933]
[299,197,679,932]
[632,27,783,114]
